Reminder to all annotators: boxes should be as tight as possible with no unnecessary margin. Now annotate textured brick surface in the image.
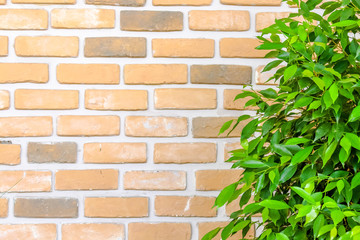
[27,142,77,163]
[152,39,214,58]
[0,9,48,30]
[220,38,268,58]
[0,224,57,240]
[0,90,9,110]
[13,0,75,3]
[0,117,52,137]
[0,144,21,165]
[86,0,144,5]
[0,36,7,56]
[0,63,48,83]
[124,171,186,190]
[129,223,191,240]
[221,0,281,5]
[153,0,211,5]
[192,117,245,138]
[196,169,243,190]
[0,199,8,218]
[0,171,51,192]
[256,12,291,31]
[62,224,124,240]
[223,89,259,110]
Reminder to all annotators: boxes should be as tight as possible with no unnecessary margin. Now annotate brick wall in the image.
[0,0,289,239]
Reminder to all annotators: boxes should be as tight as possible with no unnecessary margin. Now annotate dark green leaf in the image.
[291,146,313,165]
[263,60,283,72]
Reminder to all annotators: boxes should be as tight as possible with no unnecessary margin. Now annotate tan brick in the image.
[0,9,48,30]
[0,90,9,110]
[221,0,281,5]
[57,64,119,84]
[256,12,291,31]
[224,142,241,161]
[15,89,78,110]
[256,65,279,85]
[224,89,258,110]
[86,0,144,6]
[155,88,216,109]
[124,64,187,85]
[124,171,186,190]
[0,63,48,83]
[0,36,8,56]
[84,142,146,163]
[155,196,216,217]
[0,144,21,165]
[0,224,57,240]
[85,37,146,57]
[154,143,216,164]
[28,142,77,163]
[85,89,147,110]
[198,222,255,240]
[62,224,124,240]
[85,197,148,217]
[196,169,243,191]
[0,0,5,4]
[220,38,268,58]
[193,117,248,138]
[153,0,211,5]
[52,9,115,29]
[125,116,187,137]
[129,223,191,240]
[0,199,8,217]
[55,169,118,190]
[57,115,120,136]
[15,36,79,57]
[0,117,52,137]
[13,0,75,3]
[152,39,214,58]
[189,11,250,31]
[0,171,51,192]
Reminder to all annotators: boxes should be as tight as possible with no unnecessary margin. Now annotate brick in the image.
[0,117,52,137]
[191,65,251,85]
[198,222,255,240]
[57,64,119,84]
[129,223,191,240]
[154,143,216,164]
[57,115,120,136]
[124,171,186,190]
[15,89,79,110]
[28,142,77,163]
[221,0,281,5]
[85,37,146,57]
[196,169,243,190]
[15,36,79,57]
[224,89,258,110]
[152,39,214,58]
[0,224,57,240]
[155,88,216,109]
[51,9,115,29]
[0,90,9,110]
[14,198,78,218]
[0,171,51,192]
[55,169,118,190]
[224,142,241,161]
[226,197,261,217]
[85,89,147,110]
[189,11,250,31]
[193,117,248,138]
[84,142,146,163]
[85,197,148,217]
[0,0,5,4]
[0,199,8,217]
[125,116,187,137]
[0,144,21,165]
[86,0,144,6]
[62,223,124,240]
[153,0,211,5]
[0,63,48,83]
[256,65,279,85]
[155,196,216,217]
[220,38,268,58]
[256,12,291,31]
[124,64,187,85]
[0,9,48,30]
[13,0,75,3]
[0,36,8,56]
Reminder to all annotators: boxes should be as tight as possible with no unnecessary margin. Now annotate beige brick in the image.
[85,197,148,217]
[124,171,186,190]
[196,169,243,190]
[0,117,52,137]
[0,90,9,110]
[85,89,147,110]
[152,39,214,58]
[84,142,147,163]
[0,9,48,30]
[0,63,48,83]
[0,171,51,192]
[155,88,216,109]
[62,224,124,240]
[0,0,5,4]
[125,116,187,137]
[13,0,75,3]
[0,199,7,217]
[153,0,211,5]
[0,224,57,240]
[0,144,21,165]
[129,223,191,240]
[189,11,250,31]
[28,142,77,163]
[192,117,247,138]
[224,89,258,110]
[256,12,291,31]
[224,142,241,161]
[0,36,8,56]
[52,9,115,29]
[86,0,144,6]
[198,222,255,240]
[57,115,120,136]
[221,0,281,5]
[220,38,268,58]
[256,65,279,85]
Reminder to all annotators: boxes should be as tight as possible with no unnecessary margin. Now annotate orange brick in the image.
[62,224,124,240]
[155,88,216,109]
[15,89,78,110]
[196,169,243,190]
[192,117,246,138]
[0,224,57,240]
[256,65,279,85]
[86,0,144,5]
[0,0,5,4]
[13,0,75,3]
[57,115,120,136]
[0,116,52,137]
[124,64,187,85]
[0,199,7,218]
[220,38,268,58]
[0,90,9,110]
[152,39,214,58]
[0,63,48,83]
[0,171,51,192]
[129,223,191,240]
[189,11,250,31]
[85,89,147,110]
[15,36,79,57]
[0,36,8,56]
[221,0,281,5]
[84,142,147,163]
[256,12,291,31]
[155,196,216,217]
[153,0,211,5]
[0,9,48,30]
[124,171,186,190]
[51,9,115,29]
[85,197,148,217]
[198,222,255,240]
[224,142,241,161]
[55,169,118,190]
[224,89,258,110]
[125,116,187,137]
[0,144,21,165]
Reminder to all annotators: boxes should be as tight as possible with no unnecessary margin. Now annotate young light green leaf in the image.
[215,183,237,207]
[331,209,344,225]
[351,172,360,190]
[348,106,360,122]
[284,65,298,82]
[258,200,290,210]
[276,233,289,240]
[201,227,221,240]
[332,20,357,26]
[291,186,316,204]
[218,120,233,136]
[263,60,283,72]
[345,133,360,150]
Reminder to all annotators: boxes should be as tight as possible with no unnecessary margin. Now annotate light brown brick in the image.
[124,64,187,85]
[221,0,281,5]
[154,143,216,164]
[62,224,124,240]
[13,0,75,3]
[57,64,119,84]
[189,11,250,31]
[193,117,247,138]
[15,89,78,110]
[0,224,57,240]
[0,144,21,165]
[84,142,146,163]
[0,117,52,137]
[0,90,9,110]
[0,9,48,30]
[52,9,115,29]
[256,12,291,31]
[155,196,216,217]
[196,169,243,190]
[0,171,51,192]
[55,169,118,190]
[224,142,241,161]
[152,39,214,58]
[28,142,77,163]
[15,36,79,57]
[86,0,144,6]
[153,0,211,5]
[125,116,187,137]
[124,171,186,190]
[129,223,191,240]
[0,36,8,56]
[57,115,120,136]
[0,63,48,83]
[198,222,255,240]
[0,199,8,217]
[256,65,279,85]
[220,38,268,58]
[155,88,216,109]
[224,89,258,110]
[85,37,146,57]
[85,89,147,110]
[85,197,148,218]
[0,0,5,4]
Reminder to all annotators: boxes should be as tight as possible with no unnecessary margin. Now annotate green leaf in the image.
[349,106,360,122]
[279,165,297,183]
[273,143,293,157]
[215,183,237,207]
[314,123,331,142]
[331,209,344,225]
[264,104,283,117]
[257,43,285,50]
[351,172,360,190]
[291,186,316,204]
[240,189,252,208]
[285,138,311,145]
[329,84,339,102]
[323,141,338,167]
[276,233,289,240]
[345,133,360,150]
[318,224,334,237]
[340,136,352,154]
[312,77,325,90]
[238,160,268,168]
[259,88,278,99]
[332,20,357,26]
[294,97,313,108]
[258,200,290,210]
[201,227,221,240]
[218,120,233,136]
[291,146,313,165]
[313,214,325,239]
[284,65,298,82]
[241,119,258,141]
[263,60,283,72]
[231,220,250,233]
